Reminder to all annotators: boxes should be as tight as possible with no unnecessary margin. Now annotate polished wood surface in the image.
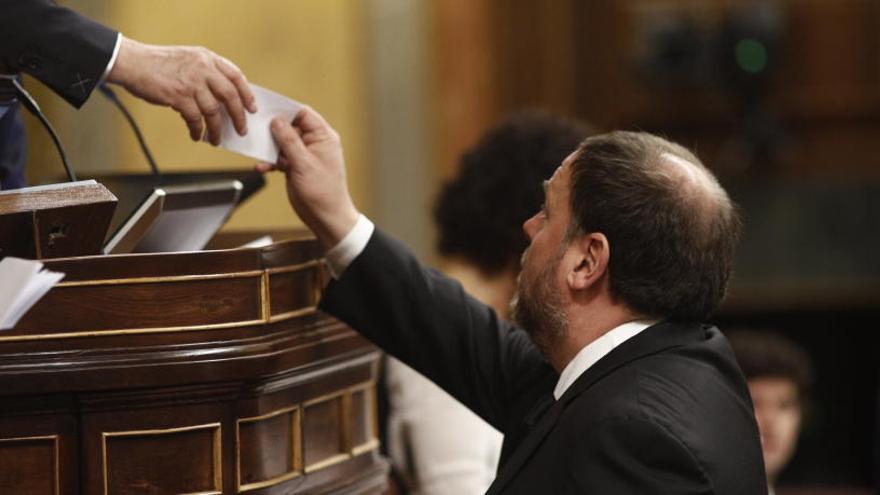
[0,237,387,494]
[0,181,116,260]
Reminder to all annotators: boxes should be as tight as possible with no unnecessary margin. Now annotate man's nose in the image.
[523,214,539,240]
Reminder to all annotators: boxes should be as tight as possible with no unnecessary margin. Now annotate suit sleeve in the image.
[319,228,552,432]
[570,416,713,494]
[0,0,118,107]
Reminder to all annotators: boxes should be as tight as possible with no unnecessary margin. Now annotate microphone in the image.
[0,74,76,182]
[98,84,161,179]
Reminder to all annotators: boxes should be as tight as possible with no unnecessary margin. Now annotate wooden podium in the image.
[0,181,117,259]
[0,235,388,494]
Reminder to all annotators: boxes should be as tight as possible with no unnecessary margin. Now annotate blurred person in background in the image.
[384,111,590,494]
[0,0,255,190]
[729,330,813,494]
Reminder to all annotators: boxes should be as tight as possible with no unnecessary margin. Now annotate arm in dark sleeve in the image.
[319,228,552,431]
[0,0,117,107]
[570,417,713,494]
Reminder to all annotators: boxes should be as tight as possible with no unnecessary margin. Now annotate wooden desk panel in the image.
[0,239,387,494]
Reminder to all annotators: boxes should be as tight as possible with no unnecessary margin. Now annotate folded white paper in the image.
[0,257,65,330]
[209,83,305,163]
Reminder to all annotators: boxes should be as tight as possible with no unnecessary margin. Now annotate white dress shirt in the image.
[553,319,656,399]
[324,214,375,279]
[100,33,123,83]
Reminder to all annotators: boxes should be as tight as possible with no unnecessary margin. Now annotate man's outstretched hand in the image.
[256,108,360,250]
[106,35,257,145]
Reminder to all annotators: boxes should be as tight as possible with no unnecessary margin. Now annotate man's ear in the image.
[566,232,609,291]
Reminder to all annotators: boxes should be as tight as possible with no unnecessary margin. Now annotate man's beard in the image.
[510,250,568,356]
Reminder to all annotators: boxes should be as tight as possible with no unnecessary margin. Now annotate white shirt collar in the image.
[553,319,658,400]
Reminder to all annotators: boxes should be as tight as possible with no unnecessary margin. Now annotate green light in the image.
[735,38,768,74]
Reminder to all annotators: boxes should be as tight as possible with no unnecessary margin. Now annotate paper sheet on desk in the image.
[0,257,64,330]
[210,84,304,163]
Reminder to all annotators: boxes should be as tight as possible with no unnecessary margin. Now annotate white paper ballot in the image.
[210,83,304,163]
[0,257,64,330]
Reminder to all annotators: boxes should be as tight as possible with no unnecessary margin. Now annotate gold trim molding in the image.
[0,318,266,343]
[58,270,264,288]
[304,453,351,474]
[265,260,322,276]
[268,306,317,323]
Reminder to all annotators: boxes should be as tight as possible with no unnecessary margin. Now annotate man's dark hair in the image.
[434,110,591,275]
[728,330,814,399]
[568,131,741,320]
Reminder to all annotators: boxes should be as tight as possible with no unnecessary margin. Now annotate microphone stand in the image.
[0,75,76,182]
[98,84,161,180]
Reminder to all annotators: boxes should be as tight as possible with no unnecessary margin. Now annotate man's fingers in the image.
[176,99,204,141]
[255,162,274,173]
[195,89,224,145]
[215,57,257,113]
[254,155,291,173]
[292,106,332,136]
[271,118,309,164]
[208,75,247,136]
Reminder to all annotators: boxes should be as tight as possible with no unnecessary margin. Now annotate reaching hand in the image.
[106,35,257,145]
[256,108,360,249]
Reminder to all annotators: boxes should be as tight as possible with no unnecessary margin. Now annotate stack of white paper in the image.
[0,257,64,330]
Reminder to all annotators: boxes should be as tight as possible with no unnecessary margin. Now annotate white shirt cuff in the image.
[324,214,374,279]
[99,33,123,84]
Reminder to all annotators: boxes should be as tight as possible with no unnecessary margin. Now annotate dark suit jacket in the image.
[0,0,117,107]
[0,105,26,190]
[320,229,768,494]
[0,0,117,188]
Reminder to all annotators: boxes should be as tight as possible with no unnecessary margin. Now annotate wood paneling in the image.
[0,413,77,495]
[0,238,388,494]
[303,394,347,472]
[350,387,376,449]
[14,275,263,334]
[237,407,301,492]
[268,262,323,320]
[432,0,497,180]
[431,0,880,178]
[0,436,58,495]
[103,424,221,495]
[571,0,880,177]
[431,0,580,179]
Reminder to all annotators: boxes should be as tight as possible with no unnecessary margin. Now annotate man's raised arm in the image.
[258,111,360,251]
[259,111,552,431]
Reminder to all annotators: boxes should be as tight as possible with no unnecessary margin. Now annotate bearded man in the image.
[259,108,767,494]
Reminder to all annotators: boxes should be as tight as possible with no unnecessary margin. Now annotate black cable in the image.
[3,75,76,182]
[98,84,160,178]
